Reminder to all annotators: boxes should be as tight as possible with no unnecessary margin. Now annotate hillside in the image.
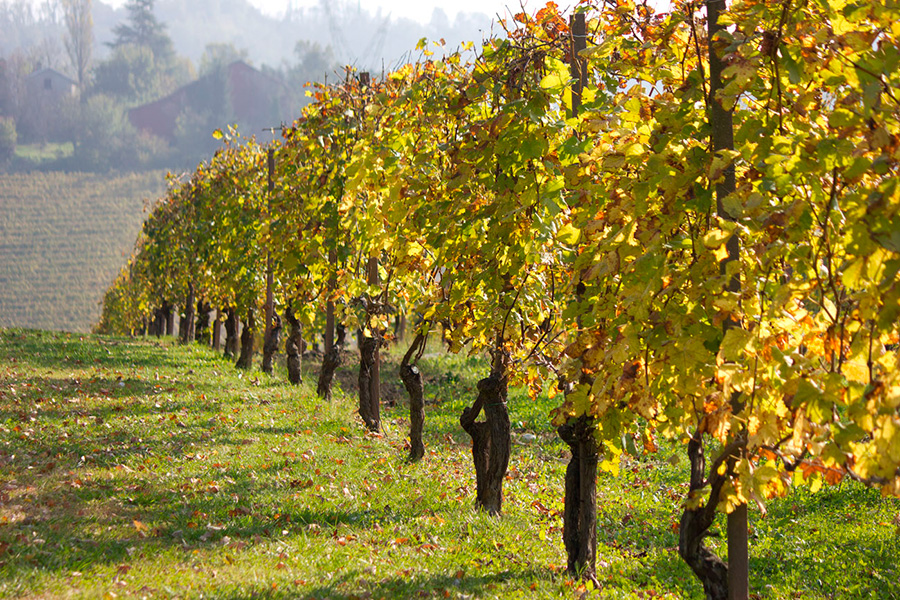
[0,171,165,332]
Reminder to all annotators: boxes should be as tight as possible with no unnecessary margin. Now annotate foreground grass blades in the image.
[0,329,897,599]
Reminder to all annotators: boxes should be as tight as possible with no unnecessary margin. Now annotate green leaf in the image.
[779,48,802,84]
[520,136,549,161]
[829,109,858,129]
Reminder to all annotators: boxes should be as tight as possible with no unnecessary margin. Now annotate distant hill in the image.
[0,171,164,332]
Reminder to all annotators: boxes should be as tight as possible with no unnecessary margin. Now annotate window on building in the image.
[44,78,52,90]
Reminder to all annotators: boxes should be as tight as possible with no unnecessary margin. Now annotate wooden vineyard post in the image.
[358,73,384,431]
[356,71,382,432]
[326,249,336,355]
[570,13,587,118]
[707,0,748,596]
[677,2,748,598]
[358,253,381,430]
[557,11,600,583]
[325,300,334,354]
[262,148,278,374]
[369,253,380,409]
[317,247,341,400]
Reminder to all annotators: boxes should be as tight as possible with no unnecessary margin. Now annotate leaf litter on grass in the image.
[0,329,898,599]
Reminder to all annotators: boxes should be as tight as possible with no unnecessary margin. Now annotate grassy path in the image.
[0,329,897,599]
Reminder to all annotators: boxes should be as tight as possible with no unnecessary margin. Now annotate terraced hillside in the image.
[0,171,165,332]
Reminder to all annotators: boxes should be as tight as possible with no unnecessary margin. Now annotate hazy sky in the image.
[278,1,549,22]
[94,0,553,24]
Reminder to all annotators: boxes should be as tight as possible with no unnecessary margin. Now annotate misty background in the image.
[0,0,495,172]
[0,0,503,332]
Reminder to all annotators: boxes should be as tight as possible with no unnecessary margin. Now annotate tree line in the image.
[97,1,900,598]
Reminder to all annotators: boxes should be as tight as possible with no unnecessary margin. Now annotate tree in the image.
[108,0,174,62]
[0,116,16,163]
[92,40,191,105]
[60,0,92,90]
[198,42,248,77]
[290,41,335,86]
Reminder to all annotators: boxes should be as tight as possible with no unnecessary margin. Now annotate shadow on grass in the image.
[0,470,418,581]
[140,568,549,600]
[299,567,545,600]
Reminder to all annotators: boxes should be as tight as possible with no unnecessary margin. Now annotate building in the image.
[24,67,78,100]
[128,61,293,143]
[19,67,78,142]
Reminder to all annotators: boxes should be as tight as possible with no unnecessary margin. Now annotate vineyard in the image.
[0,171,165,333]
[90,0,900,597]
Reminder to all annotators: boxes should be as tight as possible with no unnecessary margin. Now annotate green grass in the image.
[0,172,165,333]
[13,143,75,166]
[0,329,897,599]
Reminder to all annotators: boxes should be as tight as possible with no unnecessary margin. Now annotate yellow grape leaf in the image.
[599,453,620,477]
[714,244,729,262]
[702,229,731,249]
[557,223,580,245]
[685,490,705,510]
[623,142,644,157]
[566,383,591,418]
[539,57,569,91]
[842,359,869,384]
[719,327,753,362]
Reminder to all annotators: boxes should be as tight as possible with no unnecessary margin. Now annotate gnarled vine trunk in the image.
[152,308,164,337]
[262,313,282,374]
[223,308,238,359]
[358,333,381,431]
[180,283,196,344]
[316,324,345,400]
[460,370,510,515]
[284,307,303,385]
[196,301,211,345]
[163,301,175,336]
[678,431,745,600]
[400,332,427,461]
[559,415,599,582]
[235,308,255,369]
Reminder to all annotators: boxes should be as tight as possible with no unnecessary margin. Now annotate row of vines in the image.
[97,0,900,597]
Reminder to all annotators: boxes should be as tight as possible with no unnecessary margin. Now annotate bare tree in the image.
[60,0,92,89]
